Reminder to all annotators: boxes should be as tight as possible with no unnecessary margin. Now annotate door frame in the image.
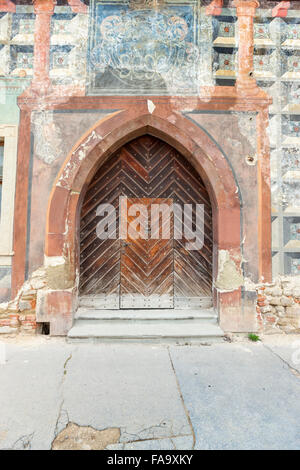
[35,104,270,334]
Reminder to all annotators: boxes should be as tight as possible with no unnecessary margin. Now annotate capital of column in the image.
[0,0,16,12]
[233,0,259,17]
[206,0,223,16]
[33,0,56,15]
[272,1,290,18]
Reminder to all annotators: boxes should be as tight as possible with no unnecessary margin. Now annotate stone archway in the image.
[42,111,243,335]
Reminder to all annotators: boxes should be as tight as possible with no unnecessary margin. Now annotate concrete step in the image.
[67,318,224,344]
[75,308,218,322]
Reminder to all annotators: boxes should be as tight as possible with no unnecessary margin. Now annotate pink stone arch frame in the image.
[45,110,243,334]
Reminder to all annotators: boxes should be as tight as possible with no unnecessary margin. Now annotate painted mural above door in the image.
[87,0,207,95]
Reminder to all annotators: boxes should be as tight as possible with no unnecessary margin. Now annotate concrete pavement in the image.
[0,335,299,450]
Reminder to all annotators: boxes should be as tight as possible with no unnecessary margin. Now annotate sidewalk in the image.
[0,335,299,450]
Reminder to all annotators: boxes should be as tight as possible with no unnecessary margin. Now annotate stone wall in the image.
[0,267,46,334]
[256,277,300,334]
[1,271,300,336]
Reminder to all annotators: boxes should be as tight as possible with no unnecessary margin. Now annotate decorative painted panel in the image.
[87,0,204,95]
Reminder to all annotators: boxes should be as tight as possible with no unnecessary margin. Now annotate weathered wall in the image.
[28,110,114,274]
[188,111,259,280]
[256,276,300,333]
[0,0,299,335]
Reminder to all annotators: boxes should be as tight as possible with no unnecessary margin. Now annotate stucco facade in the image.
[0,0,299,337]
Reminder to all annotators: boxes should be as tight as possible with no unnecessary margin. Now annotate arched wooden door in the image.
[79,135,213,309]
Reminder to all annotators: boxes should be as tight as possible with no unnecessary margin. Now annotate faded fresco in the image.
[88,0,205,95]
[0,1,300,282]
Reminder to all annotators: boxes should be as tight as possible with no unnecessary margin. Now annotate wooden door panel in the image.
[79,135,213,310]
[120,197,174,309]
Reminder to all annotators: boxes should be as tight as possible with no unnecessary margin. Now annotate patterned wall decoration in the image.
[0,2,300,278]
[0,6,88,84]
[31,111,64,165]
[211,7,300,278]
[87,0,204,95]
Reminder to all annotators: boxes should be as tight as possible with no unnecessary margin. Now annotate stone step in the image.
[67,319,224,343]
[78,295,213,310]
[75,308,218,322]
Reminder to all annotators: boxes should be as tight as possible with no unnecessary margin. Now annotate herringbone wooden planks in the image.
[120,198,174,308]
[79,135,212,306]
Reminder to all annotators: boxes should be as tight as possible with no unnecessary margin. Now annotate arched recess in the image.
[79,134,213,308]
[44,111,242,333]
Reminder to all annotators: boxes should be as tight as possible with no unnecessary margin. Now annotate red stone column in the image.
[32,0,56,93]
[233,0,259,95]
[272,1,290,18]
[205,0,223,16]
[0,0,15,12]
[12,107,32,297]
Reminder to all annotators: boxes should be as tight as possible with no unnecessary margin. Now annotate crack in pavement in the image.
[263,343,300,379]
[52,349,75,445]
[51,345,195,450]
[121,431,192,444]
[167,347,196,450]
[120,419,189,443]
[6,432,35,450]
[14,432,34,450]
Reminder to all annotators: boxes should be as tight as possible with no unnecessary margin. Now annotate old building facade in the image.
[0,0,299,338]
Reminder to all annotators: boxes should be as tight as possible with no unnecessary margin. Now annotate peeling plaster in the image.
[31,111,63,165]
[44,256,66,268]
[57,130,102,188]
[243,277,257,292]
[215,250,244,292]
[46,261,74,291]
[52,423,120,450]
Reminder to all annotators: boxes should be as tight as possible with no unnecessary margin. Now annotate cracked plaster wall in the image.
[0,2,300,335]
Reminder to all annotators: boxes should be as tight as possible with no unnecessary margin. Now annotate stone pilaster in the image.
[234,0,260,95]
[0,0,15,12]
[32,0,56,94]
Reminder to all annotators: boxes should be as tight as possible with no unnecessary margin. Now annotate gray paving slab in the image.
[107,436,194,450]
[263,335,300,374]
[0,339,73,450]
[62,344,190,442]
[123,438,175,450]
[171,435,194,450]
[169,343,300,450]
[0,337,299,450]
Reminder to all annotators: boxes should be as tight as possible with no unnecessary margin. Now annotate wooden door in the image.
[120,198,174,308]
[79,135,213,309]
